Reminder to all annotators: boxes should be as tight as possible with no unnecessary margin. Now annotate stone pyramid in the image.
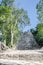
[16,31,38,50]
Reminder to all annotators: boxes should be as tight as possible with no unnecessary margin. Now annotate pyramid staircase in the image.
[0,49,43,65]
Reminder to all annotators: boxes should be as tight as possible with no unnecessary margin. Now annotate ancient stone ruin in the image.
[16,31,38,50]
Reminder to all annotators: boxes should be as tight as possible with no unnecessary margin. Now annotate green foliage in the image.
[0,5,12,46]
[1,0,15,7]
[0,0,30,47]
[31,23,43,47]
[33,0,43,47]
[13,8,30,30]
[36,0,43,23]
[36,23,43,46]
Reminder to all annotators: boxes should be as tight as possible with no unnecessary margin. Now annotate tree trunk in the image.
[6,29,11,47]
[11,30,14,46]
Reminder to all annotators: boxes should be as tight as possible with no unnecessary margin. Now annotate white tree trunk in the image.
[11,30,14,46]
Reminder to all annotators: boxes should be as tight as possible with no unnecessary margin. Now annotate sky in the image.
[15,0,39,31]
[0,0,39,32]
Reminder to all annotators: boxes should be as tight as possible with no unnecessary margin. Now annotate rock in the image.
[0,42,7,51]
[16,31,38,50]
[41,47,43,50]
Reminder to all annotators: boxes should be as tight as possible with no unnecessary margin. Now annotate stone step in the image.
[0,59,43,65]
[0,50,43,62]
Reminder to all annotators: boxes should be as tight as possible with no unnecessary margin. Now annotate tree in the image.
[32,0,43,47]
[0,0,30,47]
[36,0,43,46]
[1,0,15,7]
[36,0,43,23]
[10,8,30,46]
[35,23,43,46]
[0,6,13,46]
